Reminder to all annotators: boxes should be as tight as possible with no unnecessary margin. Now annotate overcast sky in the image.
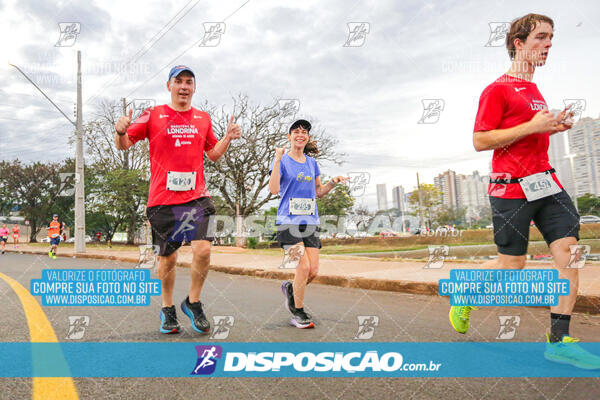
[1,0,598,210]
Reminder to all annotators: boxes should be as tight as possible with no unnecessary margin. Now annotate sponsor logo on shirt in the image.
[529,99,547,111]
[514,87,526,92]
[167,125,199,135]
[159,114,169,118]
[193,115,203,119]
[295,172,313,182]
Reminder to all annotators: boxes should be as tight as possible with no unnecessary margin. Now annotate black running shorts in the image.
[490,190,580,256]
[276,224,322,249]
[146,197,216,256]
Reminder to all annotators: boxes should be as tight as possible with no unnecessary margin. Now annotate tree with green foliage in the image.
[316,176,354,216]
[577,193,600,216]
[408,183,441,228]
[0,159,75,242]
[83,101,150,244]
[436,206,466,227]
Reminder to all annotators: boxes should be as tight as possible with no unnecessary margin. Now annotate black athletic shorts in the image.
[490,190,580,256]
[276,224,322,249]
[146,197,216,256]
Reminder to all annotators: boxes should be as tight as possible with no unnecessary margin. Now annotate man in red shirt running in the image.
[449,14,600,369]
[114,65,241,335]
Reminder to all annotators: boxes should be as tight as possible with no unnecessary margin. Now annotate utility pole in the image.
[9,52,86,252]
[416,172,426,231]
[74,50,86,253]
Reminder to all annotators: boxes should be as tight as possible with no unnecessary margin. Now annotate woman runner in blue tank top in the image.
[268,119,348,329]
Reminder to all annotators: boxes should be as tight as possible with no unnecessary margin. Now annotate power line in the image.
[124,0,251,98]
[84,0,202,106]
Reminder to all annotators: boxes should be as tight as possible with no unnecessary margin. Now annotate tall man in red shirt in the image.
[449,14,599,368]
[114,65,241,334]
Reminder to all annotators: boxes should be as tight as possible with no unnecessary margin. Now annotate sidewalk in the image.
[7,244,600,314]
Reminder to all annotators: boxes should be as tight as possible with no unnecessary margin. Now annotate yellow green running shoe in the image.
[544,334,600,369]
[449,306,477,334]
[48,251,53,258]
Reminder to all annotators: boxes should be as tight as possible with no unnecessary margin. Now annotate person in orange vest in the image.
[48,214,64,259]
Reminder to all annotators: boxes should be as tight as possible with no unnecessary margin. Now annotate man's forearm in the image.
[209,137,232,161]
[473,120,534,151]
[114,131,132,150]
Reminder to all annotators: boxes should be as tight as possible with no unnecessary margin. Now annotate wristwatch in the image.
[116,130,126,136]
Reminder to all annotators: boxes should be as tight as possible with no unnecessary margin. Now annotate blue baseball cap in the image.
[168,65,195,81]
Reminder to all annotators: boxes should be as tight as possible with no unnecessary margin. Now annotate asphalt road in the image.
[1,253,599,400]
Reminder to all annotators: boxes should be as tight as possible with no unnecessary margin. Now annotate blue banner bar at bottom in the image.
[1,342,599,378]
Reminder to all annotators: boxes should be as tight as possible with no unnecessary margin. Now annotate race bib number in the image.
[289,198,316,215]
[166,171,196,192]
[518,171,561,202]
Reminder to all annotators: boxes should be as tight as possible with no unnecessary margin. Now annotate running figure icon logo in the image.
[496,315,520,339]
[170,207,203,242]
[66,316,90,340]
[343,22,370,47]
[58,173,78,197]
[347,172,371,197]
[132,99,156,119]
[210,316,235,339]
[563,99,586,123]
[354,315,379,340]
[418,99,445,124]
[566,244,591,269]
[278,99,300,124]
[136,245,159,269]
[489,172,512,197]
[484,22,510,47]
[424,245,449,269]
[199,22,226,47]
[280,244,305,269]
[55,22,81,47]
[191,345,222,375]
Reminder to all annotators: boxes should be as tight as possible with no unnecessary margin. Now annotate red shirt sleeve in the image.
[474,84,506,132]
[204,117,219,152]
[126,109,151,144]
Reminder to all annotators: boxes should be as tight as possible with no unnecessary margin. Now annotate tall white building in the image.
[567,117,600,197]
[376,184,388,211]
[392,185,406,214]
[456,171,489,220]
[548,131,576,198]
[434,170,458,208]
